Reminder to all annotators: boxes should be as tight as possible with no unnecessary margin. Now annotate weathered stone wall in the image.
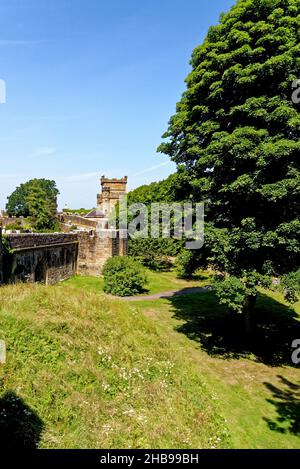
[6,233,78,285]
[0,229,128,285]
[58,214,98,229]
[8,233,78,249]
[97,176,127,216]
[77,230,128,276]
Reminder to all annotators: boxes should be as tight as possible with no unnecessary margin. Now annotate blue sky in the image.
[0,0,234,210]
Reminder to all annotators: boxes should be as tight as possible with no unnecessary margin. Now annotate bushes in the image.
[175,249,204,279]
[4,222,23,231]
[214,276,250,315]
[128,238,182,272]
[102,256,148,297]
[282,269,300,303]
[129,238,182,258]
[132,252,173,272]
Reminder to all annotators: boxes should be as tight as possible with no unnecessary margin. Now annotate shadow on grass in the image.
[168,290,300,366]
[177,272,211,282]
[0,391,44,448]
[264,376,300,435]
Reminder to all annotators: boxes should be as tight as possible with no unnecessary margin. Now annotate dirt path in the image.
[119,286,212,301]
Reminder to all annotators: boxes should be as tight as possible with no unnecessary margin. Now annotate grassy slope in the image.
[1,271,299,448]
[135,290,300,449]
[0,283,229,449]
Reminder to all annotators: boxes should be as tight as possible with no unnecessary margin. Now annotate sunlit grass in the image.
[1,271,299,449]
[63,268,212,297]
[134,288,300,449]
[0,282,229,449]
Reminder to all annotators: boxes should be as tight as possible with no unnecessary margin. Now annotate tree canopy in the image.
[126,171,192,205]
[158,0,300,314]
[6,179,59,230]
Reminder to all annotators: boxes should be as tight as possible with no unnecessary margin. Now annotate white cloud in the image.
[132,161,172,177]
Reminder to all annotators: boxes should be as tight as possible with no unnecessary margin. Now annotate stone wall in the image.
[0,229,128,285]
[8,233,78,250]
[5,233,78,285]
[77,230,128,276]
[58,214,98,230]
[97,176,127,216]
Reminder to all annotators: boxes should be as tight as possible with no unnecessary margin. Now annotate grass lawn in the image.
[0,270,299,448]
[0,282,229,449]
[63,269,211,296]
[134,289,300,449]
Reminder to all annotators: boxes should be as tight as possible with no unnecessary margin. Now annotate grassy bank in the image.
[0,270,299,448]
[0,282,229,449]
[134,289,300,449]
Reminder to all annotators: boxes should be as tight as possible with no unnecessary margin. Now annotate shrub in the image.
[134,253,173,272]
[129,238,182,258]
[214,275,248,315]
[128,238,180,272]
[102,256,148,297]
[282,269,300,303]
[214,271,272,315]
[175,249,198,279]
[4,222,23,231]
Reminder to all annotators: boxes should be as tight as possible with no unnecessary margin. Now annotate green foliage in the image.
[159,0,300,308]
[131,253,173,272]
[1,235,14,255]
[214,276,253,314]
[6,179,59,231]
[0,282,229,448]
[282,268,300,303]
[102,256,148,296]
[127,170,192,205]
[128,238,181,271]
[113,172,189,265]
[62,208,91,216]
[128,237,182,258]
[4,221,23,231]
[176,249,199,279]
[1,236,14,282]
[5,184,30,217]
[65,273,300,448]
[214,271,272,314]
[0,273,299,448]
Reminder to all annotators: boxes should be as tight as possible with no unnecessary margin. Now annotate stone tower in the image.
[97,176,127,216]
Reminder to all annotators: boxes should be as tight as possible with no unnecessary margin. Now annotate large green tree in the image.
[6,179,59,230]
[158,0,300,327]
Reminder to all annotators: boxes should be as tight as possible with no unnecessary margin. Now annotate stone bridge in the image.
[0,229,127,285]
[3,233,79,285]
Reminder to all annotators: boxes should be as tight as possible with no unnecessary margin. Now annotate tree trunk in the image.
[243,294,257,337]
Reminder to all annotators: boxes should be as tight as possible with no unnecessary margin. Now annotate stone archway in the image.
[13,264,30,283]
[34,262,47,284]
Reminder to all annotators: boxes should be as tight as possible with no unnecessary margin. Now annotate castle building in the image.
[85,176,127,220]
[0,176,128,285]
